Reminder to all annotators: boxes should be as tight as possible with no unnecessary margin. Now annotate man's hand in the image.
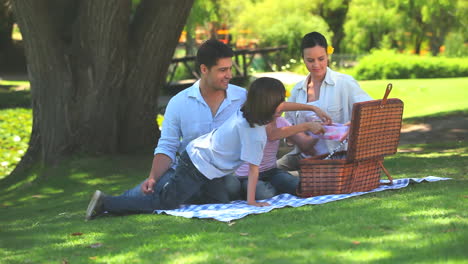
[141,178,156,194]
[248,201,270,207]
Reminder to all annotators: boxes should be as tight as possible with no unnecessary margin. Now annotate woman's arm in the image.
[247,163,270,207]
[287,132,318,156]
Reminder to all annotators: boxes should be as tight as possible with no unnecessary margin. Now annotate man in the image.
[85,39,246,219]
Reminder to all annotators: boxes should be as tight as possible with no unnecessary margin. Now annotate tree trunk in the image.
[318,0,350,53]
[10,0,194,167]
[414,35,423,55]
[0,0,14,50]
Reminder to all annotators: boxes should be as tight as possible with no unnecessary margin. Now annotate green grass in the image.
[0,77,467,263]
[0,144,466,263]
[0,108,31,178]
[359,78,468,119]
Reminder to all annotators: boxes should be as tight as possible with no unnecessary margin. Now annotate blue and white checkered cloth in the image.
[155,176,450,222]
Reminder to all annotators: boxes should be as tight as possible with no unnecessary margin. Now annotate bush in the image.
[353,50,468,80]
[0,108,31,177]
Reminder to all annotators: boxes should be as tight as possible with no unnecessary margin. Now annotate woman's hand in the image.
[248,201,270,207]
[304,121,325,135]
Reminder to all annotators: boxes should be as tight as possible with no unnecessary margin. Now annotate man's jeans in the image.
[229,168,299,200]
[102,152,230,214]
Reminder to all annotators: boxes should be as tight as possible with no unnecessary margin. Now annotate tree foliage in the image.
[343,0,463,55]
[312,0,351,53]
[232,0,332,60]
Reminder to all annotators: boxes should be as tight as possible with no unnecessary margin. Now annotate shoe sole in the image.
[85,190,102,221]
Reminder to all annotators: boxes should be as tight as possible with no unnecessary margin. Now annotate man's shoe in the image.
[85,190,105,221]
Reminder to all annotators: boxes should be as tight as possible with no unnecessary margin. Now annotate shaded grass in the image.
[0,90,31,109]
[0,142,467,264]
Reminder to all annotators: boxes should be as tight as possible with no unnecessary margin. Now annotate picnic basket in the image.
[297,84,404,197]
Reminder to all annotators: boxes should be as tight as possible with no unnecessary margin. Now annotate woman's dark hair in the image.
[300,32,328,57]
[196,39,234,69]
[241,77,285,128]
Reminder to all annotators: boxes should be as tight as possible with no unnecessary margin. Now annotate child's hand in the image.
[313,107,332,125]
[248,201,270,207]
[304,122,325,135]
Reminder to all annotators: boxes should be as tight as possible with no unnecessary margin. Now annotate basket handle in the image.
[381,83,392,107]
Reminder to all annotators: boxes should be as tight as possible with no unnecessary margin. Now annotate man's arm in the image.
[141,154,173,194]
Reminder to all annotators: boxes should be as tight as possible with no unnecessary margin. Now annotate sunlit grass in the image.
[359,77,468,119]
[0,80,29,87]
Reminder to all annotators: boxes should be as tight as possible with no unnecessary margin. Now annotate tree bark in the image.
[10,0,194,167]
[0,0,14,50]
[318,0,350,54]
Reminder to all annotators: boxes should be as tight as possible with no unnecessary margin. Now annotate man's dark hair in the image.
[241,77,285,128]
[300,31,328,57]
[196,39,234,69]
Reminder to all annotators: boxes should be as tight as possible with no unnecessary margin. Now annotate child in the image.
[85,77,330,219]
[230,114,323,200]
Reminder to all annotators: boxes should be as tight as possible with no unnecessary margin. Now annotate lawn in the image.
[358,78,468,119]
[0,77,467,263]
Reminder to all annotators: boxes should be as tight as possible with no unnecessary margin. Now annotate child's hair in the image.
[241,77,285,128]
[196,39,234,70]
[300,31,328,57]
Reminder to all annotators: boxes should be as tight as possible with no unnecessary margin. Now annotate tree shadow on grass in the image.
[0,89,31,109]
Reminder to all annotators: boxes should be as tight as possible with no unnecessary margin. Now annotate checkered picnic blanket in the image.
[155,176,450,222]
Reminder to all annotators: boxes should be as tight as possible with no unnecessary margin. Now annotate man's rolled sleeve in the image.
[153,99,181,163]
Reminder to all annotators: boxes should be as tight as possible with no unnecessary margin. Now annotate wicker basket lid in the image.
[346,97,404,161]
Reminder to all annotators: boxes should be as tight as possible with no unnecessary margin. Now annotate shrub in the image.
[0,108,31,177]
[353,50,468,80]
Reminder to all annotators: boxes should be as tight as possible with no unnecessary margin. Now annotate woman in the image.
[277,31,372,171]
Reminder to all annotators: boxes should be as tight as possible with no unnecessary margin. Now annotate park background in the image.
[0,0,467,263]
